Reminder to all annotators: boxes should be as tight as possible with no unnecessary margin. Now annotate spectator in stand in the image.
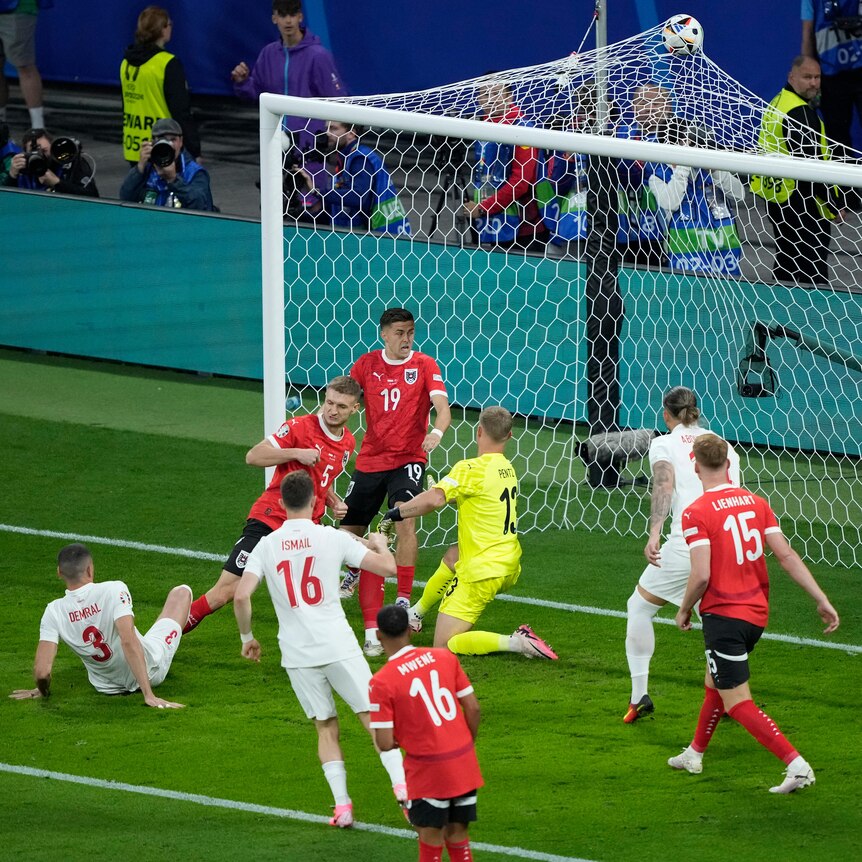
[617,83,672,267]
[801,0,862,154]
[462,79,548,252]
[292,120,411,236]
[0,121,21,184]
[0,0,47,130]
[751,56,847,286]
[121,6,200,165]
[646,120,745,277]
[4,127,99,196]
[119,117,213,211]
[232,0,345,188]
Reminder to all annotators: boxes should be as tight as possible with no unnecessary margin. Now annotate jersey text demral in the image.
[68,603,102,624]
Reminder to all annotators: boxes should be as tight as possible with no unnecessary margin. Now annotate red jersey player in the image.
[183,376,361,633]
[371,604,482,862]
[339,308,451,657]
[670,434,839,793]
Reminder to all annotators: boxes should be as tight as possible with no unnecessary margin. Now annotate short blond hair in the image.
[479,406,513,442]
[692,434,728,469]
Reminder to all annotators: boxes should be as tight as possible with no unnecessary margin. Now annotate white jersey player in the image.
[233,470,407,828]
[10,543,192,709]
[623,387,740,724]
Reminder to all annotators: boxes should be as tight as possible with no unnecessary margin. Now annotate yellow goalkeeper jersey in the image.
[434,452,522,580]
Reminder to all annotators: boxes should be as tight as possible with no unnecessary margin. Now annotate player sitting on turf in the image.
[183,375,360,633]
[384,406,558,659]
[234,471,407,826]
[670,434,839,793]
[371,604,483,862]
[10,543,190,709]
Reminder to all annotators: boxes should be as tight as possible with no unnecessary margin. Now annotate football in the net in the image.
[662,14,704,56]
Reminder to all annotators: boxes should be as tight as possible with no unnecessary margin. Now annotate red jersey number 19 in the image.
[381,387,401,412]
[278,557,324,608]
[410,669,457,727]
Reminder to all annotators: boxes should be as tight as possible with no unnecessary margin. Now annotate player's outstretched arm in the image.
[384,487,447,523]
[116,616,185,709]
[645,460,674,565]
[459,692,481,740]
[359,533,397,578]
[9,640,58,700]
[422,394,452,453]
[234,570,262,661]
[766,532,840,633]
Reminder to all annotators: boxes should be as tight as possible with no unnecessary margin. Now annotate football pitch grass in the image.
[1,348,859,862]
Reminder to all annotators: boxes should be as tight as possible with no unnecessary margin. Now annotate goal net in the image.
[259,21,862,567]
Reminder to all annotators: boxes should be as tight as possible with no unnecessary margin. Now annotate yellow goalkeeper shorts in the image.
[439,564,521,624]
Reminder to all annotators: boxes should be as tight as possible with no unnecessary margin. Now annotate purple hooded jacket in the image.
[234,28,345,151]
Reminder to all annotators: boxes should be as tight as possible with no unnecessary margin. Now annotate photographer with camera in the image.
[291,120,410,236]
[0,122,21,185]
[119,117,214,211]
[4,127,99,196]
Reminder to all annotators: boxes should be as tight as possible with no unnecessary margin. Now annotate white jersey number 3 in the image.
[409,670,457,727]
[722,511,763,565]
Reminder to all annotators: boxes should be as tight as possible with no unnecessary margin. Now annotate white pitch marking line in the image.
[0,763,595,862]
[3,523,859,655]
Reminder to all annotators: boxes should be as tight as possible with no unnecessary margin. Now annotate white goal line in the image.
[2,523,858,655]
[0,763,594,862]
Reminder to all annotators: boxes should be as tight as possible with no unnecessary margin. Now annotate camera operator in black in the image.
[4,127,99,197]
[119,117,214,211]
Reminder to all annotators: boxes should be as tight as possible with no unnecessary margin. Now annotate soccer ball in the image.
[662,14,704,56]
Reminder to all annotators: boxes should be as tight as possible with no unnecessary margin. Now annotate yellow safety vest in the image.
[121,51,174,162]
[750,88,834,219]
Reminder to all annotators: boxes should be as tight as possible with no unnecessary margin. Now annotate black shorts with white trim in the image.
[702,612,764,690]
[407,790,478,829]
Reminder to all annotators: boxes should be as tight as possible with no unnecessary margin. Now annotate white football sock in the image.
[364,627,380,644]
[321,760,350,806]
[378,747,405,786]
[626,589,662,702]
[29,106,45,128]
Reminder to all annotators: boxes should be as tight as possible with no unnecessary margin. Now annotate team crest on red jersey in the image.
[342,451,350,468]
[404,368,418,385]
[276,423,291,438]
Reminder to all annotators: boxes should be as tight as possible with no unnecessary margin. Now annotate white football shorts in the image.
[637,534,692,606]
[142,617,183,688]
[286,654,372,720]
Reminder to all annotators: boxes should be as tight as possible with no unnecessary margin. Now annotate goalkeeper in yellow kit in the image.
[382,406,558,659]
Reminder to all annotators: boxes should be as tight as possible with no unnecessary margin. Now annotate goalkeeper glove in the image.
[383,506,403,523]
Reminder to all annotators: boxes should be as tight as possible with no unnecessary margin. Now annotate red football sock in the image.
[358,569,385,629]
[728,699,798,764]
[692,686,725,753]
[182,594,213,634]
[445,839,473,862]
[419,840,443,862]
[396,565,415,600]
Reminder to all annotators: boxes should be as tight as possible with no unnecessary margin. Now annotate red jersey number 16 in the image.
[409,669,457,727]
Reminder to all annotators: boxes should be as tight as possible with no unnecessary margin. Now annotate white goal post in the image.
[257,48,862,567]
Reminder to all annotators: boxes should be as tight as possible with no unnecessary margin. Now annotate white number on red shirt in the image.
[409,669,457,727]
[320,464,334,487]
[722,511,763,565]
[381,387,401,412]
[278,556,324,608]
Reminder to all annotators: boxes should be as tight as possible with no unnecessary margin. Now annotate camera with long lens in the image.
[51,136,81,165]
[150,137,176,168]
[22,135,84,178]
[23,149,50,178]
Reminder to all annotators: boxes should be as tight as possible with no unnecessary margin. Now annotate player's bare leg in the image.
[157,584,193,627]
[624,585,666,722]
[183,570,239,634]
[356,711,407,805]
[314,717,353,826]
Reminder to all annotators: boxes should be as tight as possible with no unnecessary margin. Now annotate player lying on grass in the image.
[371,604,483,862]
[233,471,407,827]
[183,375,360,633]
[383,406,557,659]
[10,543,191,709]
[670,434,840,793]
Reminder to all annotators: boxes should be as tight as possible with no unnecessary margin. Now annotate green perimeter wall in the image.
[2,191,860,454]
